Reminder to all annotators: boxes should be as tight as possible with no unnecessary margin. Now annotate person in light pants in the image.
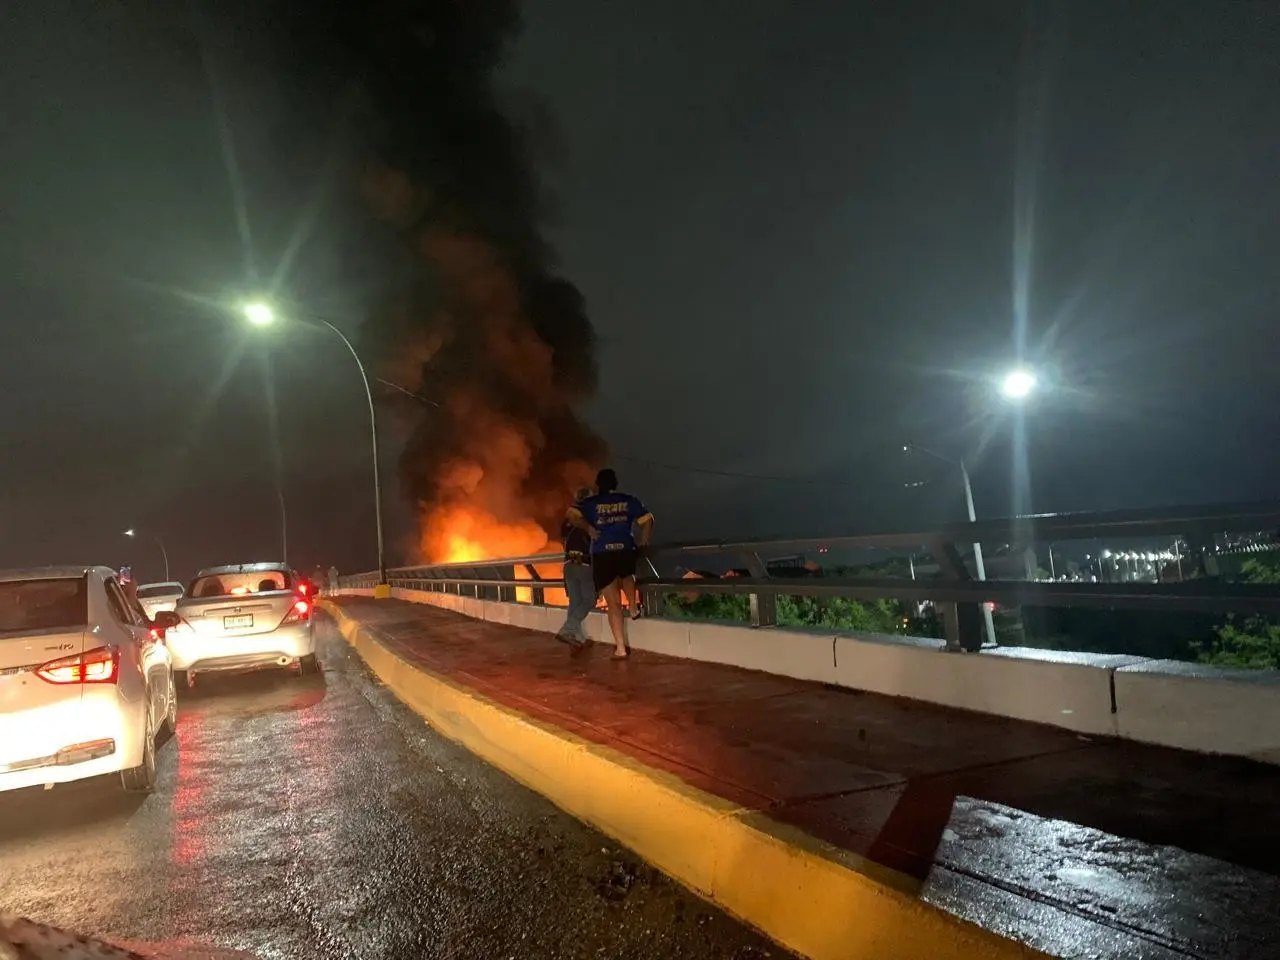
[556,486,596,646]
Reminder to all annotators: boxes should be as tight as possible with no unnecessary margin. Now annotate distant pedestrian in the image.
[328,565,340,596]
[567,468,654,659]
[555,486,596,647]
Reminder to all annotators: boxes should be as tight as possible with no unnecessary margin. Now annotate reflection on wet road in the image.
[0,616,776,959]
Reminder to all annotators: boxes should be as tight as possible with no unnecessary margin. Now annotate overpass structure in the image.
[331,501,1280,958]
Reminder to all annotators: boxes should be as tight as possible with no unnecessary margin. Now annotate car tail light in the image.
[280,598,310,626]
[297,582,310,596]
[37,646,120,685]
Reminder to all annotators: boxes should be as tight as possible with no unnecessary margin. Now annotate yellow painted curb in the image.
[323,600,1050,960]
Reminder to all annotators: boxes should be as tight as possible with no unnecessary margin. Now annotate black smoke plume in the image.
[282,0,606,559]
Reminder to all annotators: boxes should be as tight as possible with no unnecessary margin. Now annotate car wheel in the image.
[161,675,178,738]
[298,654,320,677]
[121,702,157,794]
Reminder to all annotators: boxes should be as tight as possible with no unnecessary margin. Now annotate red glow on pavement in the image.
[170,711,209,868]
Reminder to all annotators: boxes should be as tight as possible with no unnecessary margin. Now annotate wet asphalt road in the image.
[0,615,779,960]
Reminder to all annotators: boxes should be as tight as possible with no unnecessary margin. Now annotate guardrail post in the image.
[940,601,984,653]
[744,552,777,628]
[523,563,544,606]
[933,540,985,652]
[642,584,669,618]
[1188,534,1221,577]
[749,592,777,628]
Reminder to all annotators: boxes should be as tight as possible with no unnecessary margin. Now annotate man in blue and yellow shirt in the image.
[567,468,654,659]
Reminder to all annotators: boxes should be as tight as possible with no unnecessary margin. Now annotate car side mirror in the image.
[152,611,182,630]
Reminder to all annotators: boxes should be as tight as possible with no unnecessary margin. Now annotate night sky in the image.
[2,1,1277,580]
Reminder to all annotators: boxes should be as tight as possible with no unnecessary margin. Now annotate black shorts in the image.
[592,548,637,593]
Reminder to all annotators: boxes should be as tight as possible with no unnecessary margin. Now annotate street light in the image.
[123,529,170,582]
[902,443,997,648]
[241,300,388,593]
[999,367,1037,401]
[244,302,275,326]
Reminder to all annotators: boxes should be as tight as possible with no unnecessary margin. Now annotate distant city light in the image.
[999,367,1037,400]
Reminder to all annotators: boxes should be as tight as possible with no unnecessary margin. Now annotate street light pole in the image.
[124,529,169,582]
[243,301,387,590]
[957,457,997,647]
[904,445,997,647]
[275,480,288,565]
[305,313,387,589]
[155,536,170,582]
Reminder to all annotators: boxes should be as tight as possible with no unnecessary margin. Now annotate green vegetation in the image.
[1196,554,1280,669]
[665,550,1280,669]
[664,589,936,636]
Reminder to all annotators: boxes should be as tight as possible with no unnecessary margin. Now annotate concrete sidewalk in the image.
[327,597,1280,960]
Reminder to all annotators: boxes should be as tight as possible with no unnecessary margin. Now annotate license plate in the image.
[223,614,253,629]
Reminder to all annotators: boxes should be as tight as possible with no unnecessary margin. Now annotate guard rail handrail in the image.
[336,499,1280,651]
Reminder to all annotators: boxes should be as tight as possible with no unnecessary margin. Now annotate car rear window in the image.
[137,584,182,600]
[187,570,292,599]
[0,576,88,633]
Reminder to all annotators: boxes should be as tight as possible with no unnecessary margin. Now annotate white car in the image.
[158,563,317,687]
[0,565,176,794]
[136,581,185,619]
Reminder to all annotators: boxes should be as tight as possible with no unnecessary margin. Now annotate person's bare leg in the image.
[620,575,640,619]
[601,580,627,656]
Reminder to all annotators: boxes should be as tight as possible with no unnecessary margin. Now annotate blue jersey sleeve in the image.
[628,495,651,523]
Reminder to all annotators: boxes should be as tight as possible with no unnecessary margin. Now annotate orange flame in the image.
[424,502,550,562]
[511,563,568,606]
[423,503,567,606]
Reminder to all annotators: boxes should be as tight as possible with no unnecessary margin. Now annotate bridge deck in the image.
[332,597,1280,959]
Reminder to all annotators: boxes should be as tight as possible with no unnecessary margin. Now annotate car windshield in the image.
[137,583,182,600]
[188,570,292,599]
[0,576,88,633]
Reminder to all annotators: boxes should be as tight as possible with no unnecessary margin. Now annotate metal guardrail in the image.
[338,500,1280,651]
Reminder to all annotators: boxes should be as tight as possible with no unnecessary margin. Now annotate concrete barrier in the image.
[833,636,1125,737]
[626,617,692,657]
[687,621,839,684]
[480,597,514,625]
[583,610,611,644]
[1114,661,1280,761]
[337,589,1280,763]
[416,590,456,613]
[504,602,551,633]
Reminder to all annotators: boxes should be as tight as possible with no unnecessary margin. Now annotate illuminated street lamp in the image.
[244,302,275,327]
[999,367,1037,401]
[241,301,388,592]
[123,529,170,582]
